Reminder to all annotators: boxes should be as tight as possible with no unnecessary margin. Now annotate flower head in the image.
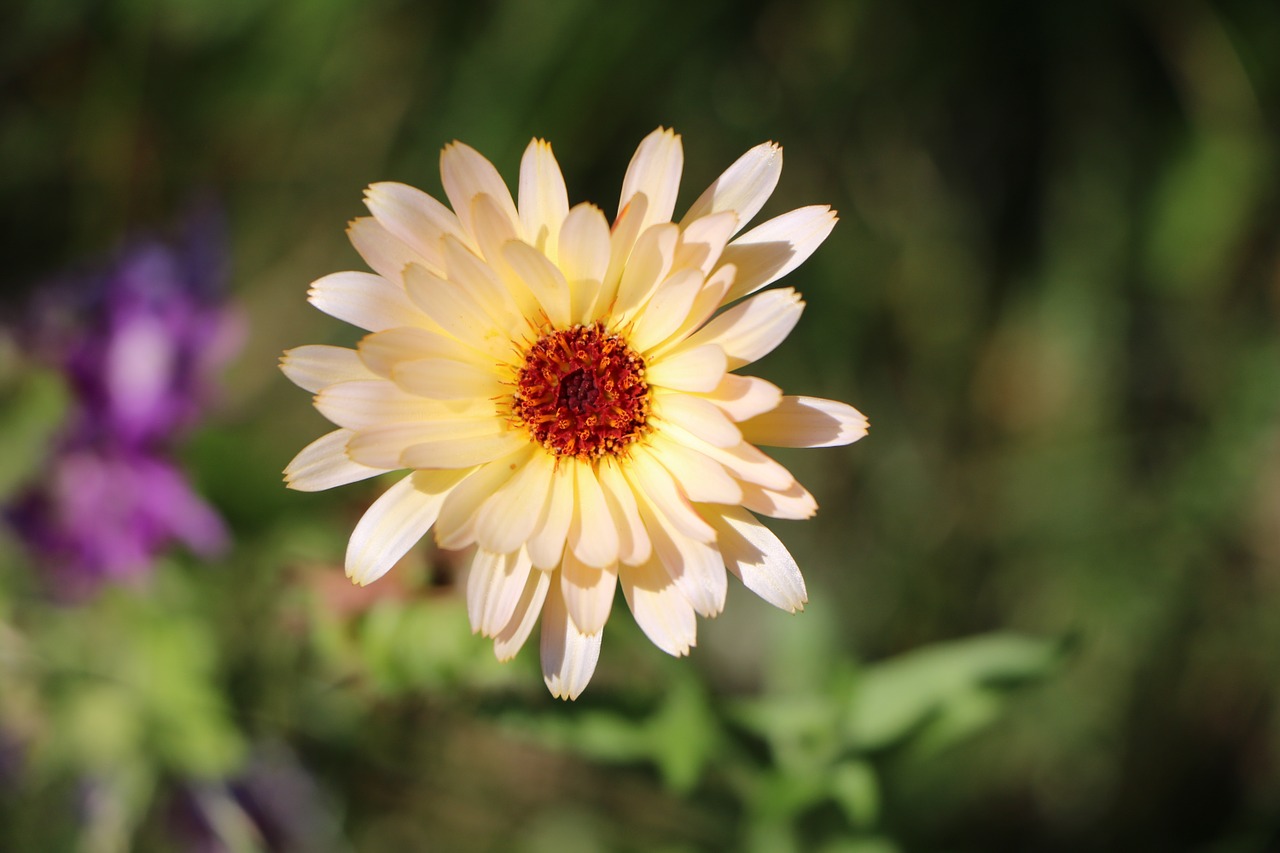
[283,129,867,698]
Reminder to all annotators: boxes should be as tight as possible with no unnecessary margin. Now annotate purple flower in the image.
[6,207,239,594]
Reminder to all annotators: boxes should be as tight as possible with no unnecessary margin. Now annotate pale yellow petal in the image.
[345,469,469,585]
[681,142,783,234]
[392,357,504,401]
[673,210,738,276]
[719,205,837,303]
[284,429,383,491]
[314,379,439,429]
[558,203,611,285]
[628,268,704,353]
[280,345,374,393]
[541,580,602,700]
[493,561,551,661]
[308,271,431,332]
[401,430,528,469]
[660,423,796,491]
[568,461,618,568]
[708,505,807,613]
[467,548,535,637]
[652,389,742,448]
[596,458,651,566]
[740,479,817,520]
[346,411,500,468]
[625,449,714,542]
[347,216,431,282]
[364,181,467,273]
[646,431,742,505]
[402,264,517,358]
[440,141,520,244]
[618,127,683,233]
[433,450,530,550]
[612,223,677,322]
[357,326,484,377]
[560,550,617,635]
[600,192,649,307]
[619,557,696,657]
[676,287,803,370]
[473,450,556,554]
[693,374,783,422]
[645,263,735,360]
[518,139,569,260]
[645,344,727,393]
[527,461,575,569]
[740,396,870,448]
[630,484,727,618]
[502,240,572,329]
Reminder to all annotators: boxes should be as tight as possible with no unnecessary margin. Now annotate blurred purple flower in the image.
[6,207,240,595]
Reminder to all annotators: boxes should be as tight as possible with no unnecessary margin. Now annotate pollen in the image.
[510,323,650,460]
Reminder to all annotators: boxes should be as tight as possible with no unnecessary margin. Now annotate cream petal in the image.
[596,458,651,566]
[740,395,870,448]
[473,450,555,554]
[599,192,650,307]
[625,449,714,542]
[740,479,817,520]
[628,268,704,354]
[467,548,535,637]
[403,264,517,358]
[314,379,438,429]
[673,211,738,276]
[401,430,528,469]
[502,240,572,329]
[560,550,617,635]
[719,205,837,303]
[392,357,503,401]
[618,127,683,234]
[347,217,432,282]
[619,557,697,657]
[681,142,782,233]
[709,505,807,613]
[345,469,469,585]
[357,326,484,377]
[677,287,803,370]
[558,203,611,287]
[652,390,742,448]
[518,139,570,260]
[364,181,467,273]
[660,423,797,491]
[433,450,530,550]
[540,580,603,700]
[612,223,678,322]
[280,345,374,393]
[645,263,735,360]
[646,432,742,505]
[694,374,783,422]
[646,344,727,393]
[440,140,520,244]
[308,271,432,332]
[284,428,384,491]
[468,191,521,267]
[346,411,500,468]
[567,461,619,568]
[527,460,576,569]
[631,486,727,619]
[493,560,551,661]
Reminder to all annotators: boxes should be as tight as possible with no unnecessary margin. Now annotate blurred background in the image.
[2,0,1279,850]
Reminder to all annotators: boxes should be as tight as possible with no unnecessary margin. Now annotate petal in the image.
[473,450,556,554]
[440,141,520,244]
[740,396,870,448]
[518,139,570,260]
[620,557,697,657]
[527,460,575,569]
[503,240,572,329]
[560,550,617,635]
[628,268,704,353]
[401,430,528,469]
[345,469,469,585]
[433,450,529,550]
[740,479,817,520]
[596,458,651,566]
[647,431,742,505]
[661,423,796,491]
[364,181,467,273]
[681,142,783,234]
[645,263,735,360]
[314,380,438,429]
[558,203,611,286]
[308,271,432,332]
[631,485,727,619]
[625,448,714,542]
[284,428,384,491]
[467,548,535,637]
[442,228,528,325]
[280,345,375,393]
[646,344,727,393]
[612,223,678,322]
[694,374,783,422]
[652,390,742,448]
[346,411,500,468]
[358,326,485,377]
[678,287,803,370]
[540,580,603,700]
[347,217,430,283]
[673,211,738,277]
[567,461,618,568]
[493,561,551,661]
[719,205,837,303]
[618,127,683,233]
[600,192,650,305]
[392,357,504,401]
[403,264,517,358]
[709,505,807,613]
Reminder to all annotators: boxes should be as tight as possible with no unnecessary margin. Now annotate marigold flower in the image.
[283,129,867,698]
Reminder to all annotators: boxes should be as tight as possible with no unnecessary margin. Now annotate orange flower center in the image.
[510,323,650,460]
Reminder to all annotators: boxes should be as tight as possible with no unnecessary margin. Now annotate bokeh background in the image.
[3,0,1280,850]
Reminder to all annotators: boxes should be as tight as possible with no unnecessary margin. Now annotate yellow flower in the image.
[282,129,867,699]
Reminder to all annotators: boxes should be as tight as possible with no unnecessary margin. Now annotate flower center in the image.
[510,323,650,460]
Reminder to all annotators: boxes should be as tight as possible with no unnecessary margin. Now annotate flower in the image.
[283,129,867,698]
